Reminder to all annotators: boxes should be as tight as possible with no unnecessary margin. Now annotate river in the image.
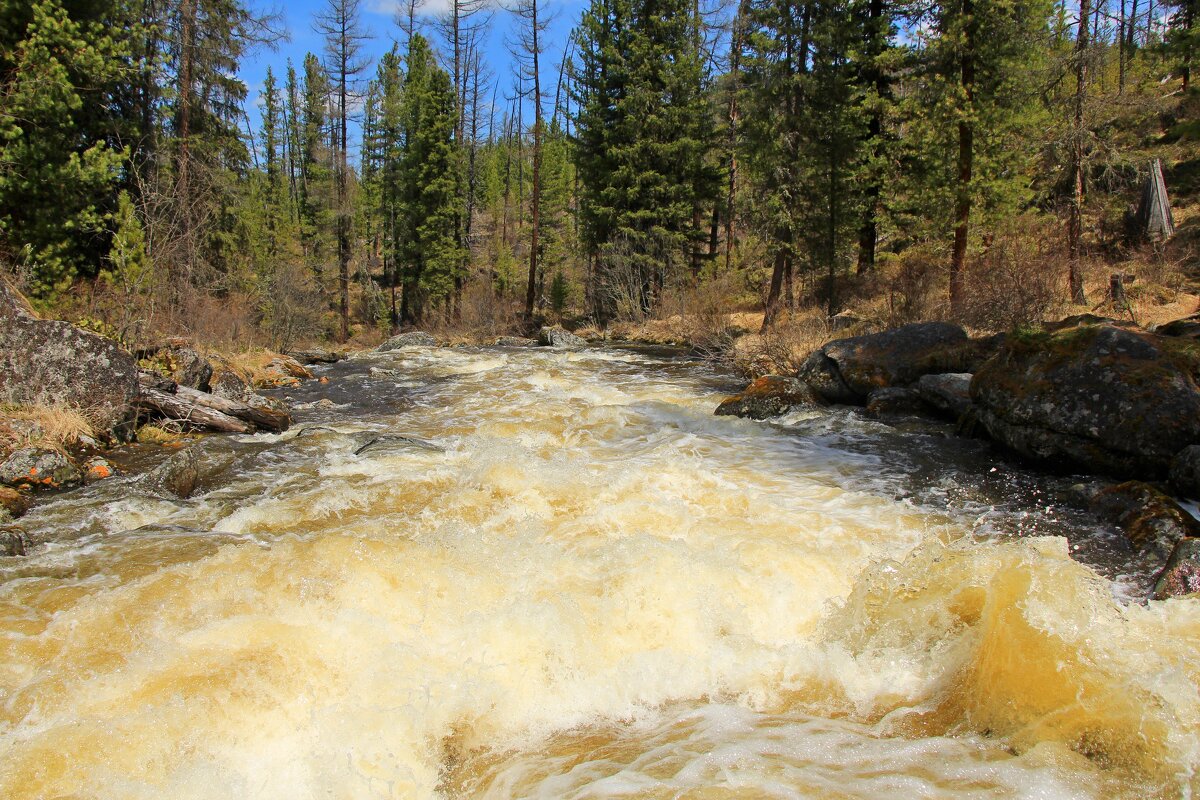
[0,344,1197,798]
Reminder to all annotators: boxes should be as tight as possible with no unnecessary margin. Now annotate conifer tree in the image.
[397,34,465,323]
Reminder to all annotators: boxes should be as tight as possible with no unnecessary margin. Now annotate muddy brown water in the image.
[0,344,1196,798]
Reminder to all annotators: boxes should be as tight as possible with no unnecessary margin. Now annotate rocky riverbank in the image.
[715,316,1200,599]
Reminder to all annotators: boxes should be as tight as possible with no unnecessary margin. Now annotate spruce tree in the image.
[397,34,465,323]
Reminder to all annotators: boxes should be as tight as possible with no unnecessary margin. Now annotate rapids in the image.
[0,344,1197,798]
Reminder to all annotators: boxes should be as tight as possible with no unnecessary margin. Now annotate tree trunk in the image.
[1068,0,1091,305]
[761,228,791,332]
[524,0,543,320]
[950,0,975,314]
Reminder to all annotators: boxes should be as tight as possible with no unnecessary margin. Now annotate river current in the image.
[1,344,1197,798]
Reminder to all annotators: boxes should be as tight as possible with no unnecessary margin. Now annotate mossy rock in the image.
[137,425,182,445]
[716,376,818,420]
[972,323,1200,477]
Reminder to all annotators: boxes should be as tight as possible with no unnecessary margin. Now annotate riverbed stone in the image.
[377,331,437,351]
[716,376,818,420]
[0,486,29,520]
[495,336,538,348]
[1152,537,1200,599]
[0,526,28,556]
[142,447,200,499]
[286,348,344,364]
[865,387,925,417]
[797,322,969,403]
[0,448,82,491]
[83,457,116,485]
[1089,480,1200,560]
[538,327,586,349]
[0,278,139,437]
[971,323,1200,477]
[917,373,974,420]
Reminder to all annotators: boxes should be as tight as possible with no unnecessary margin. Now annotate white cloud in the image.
[368,0,467,19]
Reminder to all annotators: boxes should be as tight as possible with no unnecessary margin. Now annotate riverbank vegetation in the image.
[0,0,1197,357]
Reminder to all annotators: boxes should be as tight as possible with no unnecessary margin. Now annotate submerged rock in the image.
[0,279,139,436]
[0,448,81,491]
[377,331,437,351]
[0,486,29,521]
[1089,481,1200,560]
[917,373,974,420]
[865,387,925,417]
[538,327,586,349]
[142,447,200,499]
[1152,538,1200,599]
[716,376,818,420]
[971,324,1200,477]
[354,434,444,456]
[798,322,969,403]
[0,526,28,557]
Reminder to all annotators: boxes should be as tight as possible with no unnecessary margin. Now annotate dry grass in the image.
[0,404,95,457]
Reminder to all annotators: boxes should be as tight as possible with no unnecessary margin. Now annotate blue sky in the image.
[241,0,585,151]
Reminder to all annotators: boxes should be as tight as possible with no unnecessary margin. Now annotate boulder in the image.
[377,331,437,351]
[1170,445,1200,499]
[83,457,116,485]
[258,356,314,387]
[971,324,1200,477]
[156,344,213,392]
[538,327,586,349]
[1089,480,1200,560]
[142,447,200,499]
[495,336,538,348]
[797,322,969,403]
[917,373,974,420]
[1152,538,1200,600]
[865,387,925,417]
[286,348,344,364]
[0,448,82,491]
[353,434,444,457]
[0,486,29,521]
[0,526,28,557]
[0,279,139,436]
[715,376,818,420]
[1153,314,1200,340]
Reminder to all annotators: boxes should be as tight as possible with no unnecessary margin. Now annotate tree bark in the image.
[950,0,975,314]
[136,388,253,433]
[1068,0,1091,305]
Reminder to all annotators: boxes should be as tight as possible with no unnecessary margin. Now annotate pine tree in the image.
[0,0,128,298]
[571,0,718,321]
[397,34,466,323]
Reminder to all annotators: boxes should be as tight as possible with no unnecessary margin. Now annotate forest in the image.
[0,0,1197,354]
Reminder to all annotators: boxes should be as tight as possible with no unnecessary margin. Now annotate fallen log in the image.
[135,387,252,434]
[175,385,291,432]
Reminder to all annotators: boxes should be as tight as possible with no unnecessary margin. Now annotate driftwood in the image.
[135,387,252,434]
[174,385,291,432]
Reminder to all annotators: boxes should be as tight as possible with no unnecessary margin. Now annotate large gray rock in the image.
[0,447,82,491]
[917,373,974,420]
[1152,538,1200,600]
[153,343,212,392]
[971,324,1200,477]
[495,336,538,348]
[715,376,818,419]
[797,322,969,403]
[377,331,437,351]
[538,327,586,349]
[142,447,200,499]
[0,279,139,435]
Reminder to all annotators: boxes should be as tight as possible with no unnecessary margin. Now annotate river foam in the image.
[0,346,1196,798]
